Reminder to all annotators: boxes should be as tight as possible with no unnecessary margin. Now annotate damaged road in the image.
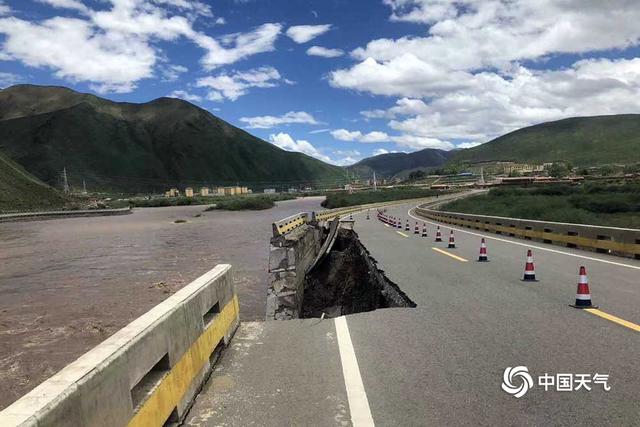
[303,228,416,318]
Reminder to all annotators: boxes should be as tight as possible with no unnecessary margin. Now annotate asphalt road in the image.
[187,199,639,426]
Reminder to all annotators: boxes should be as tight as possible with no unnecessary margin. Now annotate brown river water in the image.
[0,197,323,409]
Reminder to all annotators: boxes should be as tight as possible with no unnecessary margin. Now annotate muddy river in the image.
[0,197,323,409]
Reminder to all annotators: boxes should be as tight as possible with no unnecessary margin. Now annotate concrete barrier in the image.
[415,206,640,259]
[0,207,132,223]
[0,264,240,427]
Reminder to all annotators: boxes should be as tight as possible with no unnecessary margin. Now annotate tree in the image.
[546,163,569,178]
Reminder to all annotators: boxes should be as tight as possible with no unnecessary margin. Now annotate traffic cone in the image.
[448,230,456,248]
[570,266,598,309]
[435,226,442,242]
[366,210,370,220]
[478,238,488,262]
[522,250,537,282]
[414,222,419,234]
[405,220,410,231]
[422,223,427,237]
[350,213,353,220]
[397,218,402,229]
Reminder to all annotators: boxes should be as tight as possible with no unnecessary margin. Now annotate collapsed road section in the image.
[266,212,415,320]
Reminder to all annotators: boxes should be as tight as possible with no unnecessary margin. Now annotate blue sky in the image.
[1,0,640,166]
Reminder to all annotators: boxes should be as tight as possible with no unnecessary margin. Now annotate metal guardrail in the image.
[0,207,132,222]
[271,197,446,237]
[415,206,640,259]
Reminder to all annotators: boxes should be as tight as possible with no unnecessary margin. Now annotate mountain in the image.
[449,115,640,166]
[348,148,453,178]
[0,85,345,193]
[0,149,64,212]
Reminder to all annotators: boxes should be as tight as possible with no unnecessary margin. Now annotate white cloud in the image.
[196,23,282,69]
[331,128,453,150]
[456,142,482,149]
[373,148,390,156]
[309,128,331,134]
[168,90,202,102]
[196,66,284,101]
[329,1,640,145]
[0,71,21,87]
[0,1,9,16]
[286,24,331,43]
[0,1,281,92]
[35,0,89,14]
[161,64,188,82]
[268,132,332,163]
[240,111,319,128]
[306,45,344,58]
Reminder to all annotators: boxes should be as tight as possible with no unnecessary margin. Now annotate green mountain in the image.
[0,149,64,212]
[348,148,453,178]
[450,115,640,166]
[0,85,345,192]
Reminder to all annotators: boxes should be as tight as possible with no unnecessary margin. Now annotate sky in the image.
[1,0,640,166]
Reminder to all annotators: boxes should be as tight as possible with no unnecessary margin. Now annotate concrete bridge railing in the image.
[0,264,240,427]
[415,206,640,259]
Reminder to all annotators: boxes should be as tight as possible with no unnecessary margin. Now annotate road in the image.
[186,199,640,426]
[0,197,323,410]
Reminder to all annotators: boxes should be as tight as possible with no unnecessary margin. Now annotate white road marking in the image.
[407,207,640,271]
[335,316,375,427]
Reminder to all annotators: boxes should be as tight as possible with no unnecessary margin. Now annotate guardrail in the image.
[270,193,474,237]
[0,264,240,427]
[415,206,640,259]
[0,207,132,222]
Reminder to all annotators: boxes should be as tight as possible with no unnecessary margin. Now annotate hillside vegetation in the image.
[0,85,345,193]
[440,184,640,229]
[348,149,452,178]
[321,187,440,209]
[450,115,640,167]
[0,150,65,212]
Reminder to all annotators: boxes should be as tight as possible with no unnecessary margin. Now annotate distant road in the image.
[0,197,323,410]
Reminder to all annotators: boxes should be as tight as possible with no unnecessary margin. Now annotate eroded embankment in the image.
[302,229,415,318]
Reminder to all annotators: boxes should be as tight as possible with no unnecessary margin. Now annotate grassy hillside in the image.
[321,187,440,209]
[450,115,640,167]
[0,150,65,212]
[348,148,452,178]
[0,85,346,192]
[440,184,640,229]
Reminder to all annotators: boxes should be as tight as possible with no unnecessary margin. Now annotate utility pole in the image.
[62,167,70,194]
[373,171,378,191]
[82,180,87,195]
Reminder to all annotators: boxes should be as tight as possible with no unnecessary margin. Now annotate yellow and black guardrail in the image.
[416,207,640,259]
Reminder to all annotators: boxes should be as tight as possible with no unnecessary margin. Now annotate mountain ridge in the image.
[0,85,346,192]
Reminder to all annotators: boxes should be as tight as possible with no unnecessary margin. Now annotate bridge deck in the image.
[185,202,640,426]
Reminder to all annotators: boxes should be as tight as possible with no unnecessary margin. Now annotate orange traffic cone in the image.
[522,250,537,281]
[570,266,598,308]
[422,223,427,237]
[478,238,488,262]
[448,230,456,248]
[435,226,442,242]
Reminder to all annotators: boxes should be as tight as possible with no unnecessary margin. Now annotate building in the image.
[241,186,248,194]
[264,188,276,194]
[216,187,225,195]
[200,187,209,196]
[165,188,179,197]
[223,187,236,196]
[185,187,194,197]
